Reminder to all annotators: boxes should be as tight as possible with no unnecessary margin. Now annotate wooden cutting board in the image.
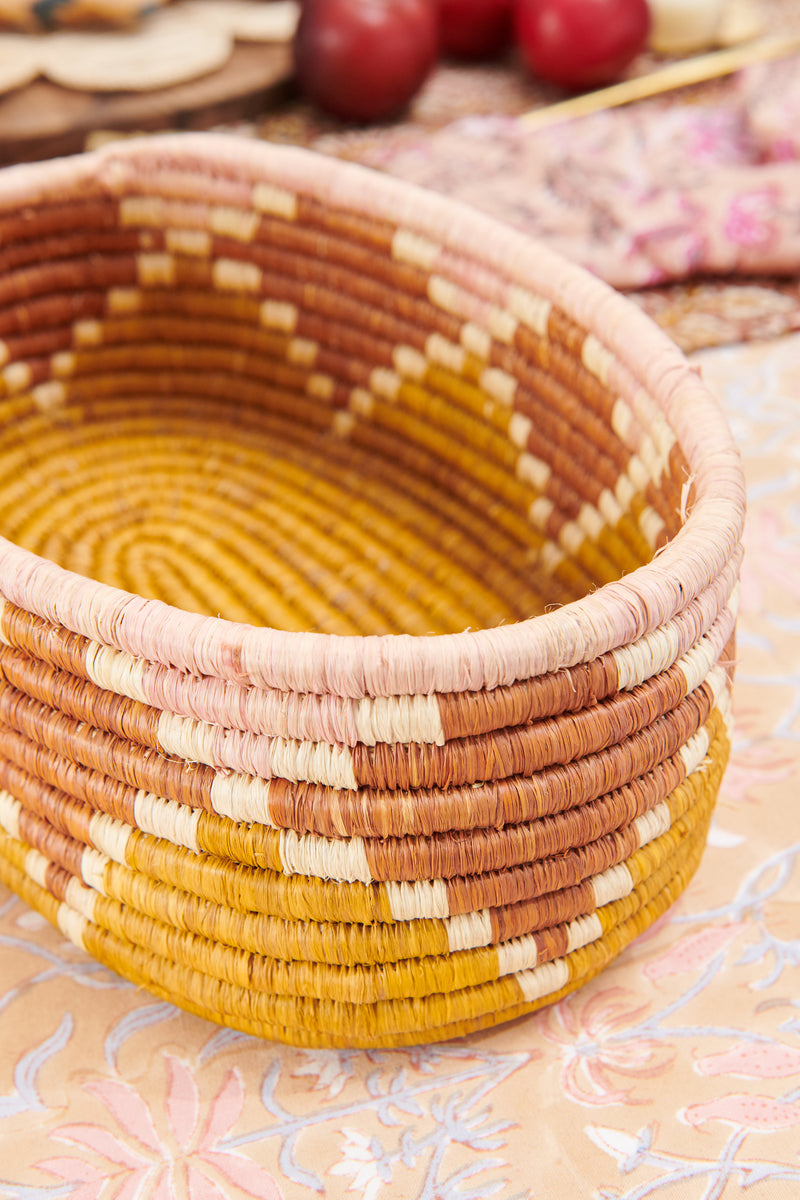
[0,40,294,165]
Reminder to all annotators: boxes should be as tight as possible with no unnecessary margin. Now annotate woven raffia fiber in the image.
[0,135,744,1048]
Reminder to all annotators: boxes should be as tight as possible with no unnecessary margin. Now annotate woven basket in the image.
[0,135,744,1048]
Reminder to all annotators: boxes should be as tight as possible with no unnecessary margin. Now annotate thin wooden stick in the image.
[520,35,800,132]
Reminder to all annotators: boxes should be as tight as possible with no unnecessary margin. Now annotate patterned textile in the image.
[632,278,800,353]
[311,53,800,291]
[0,330,798,1197]
[296,46,800,351]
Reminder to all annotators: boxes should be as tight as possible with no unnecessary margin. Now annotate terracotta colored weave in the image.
[0,135,744,1048]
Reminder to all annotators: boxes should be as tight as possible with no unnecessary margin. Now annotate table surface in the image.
[0,321,797,1200]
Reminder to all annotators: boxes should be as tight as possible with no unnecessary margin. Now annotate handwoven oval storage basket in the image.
[0,135,744,1048]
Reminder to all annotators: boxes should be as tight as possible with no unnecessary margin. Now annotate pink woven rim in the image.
[0,134,745,698]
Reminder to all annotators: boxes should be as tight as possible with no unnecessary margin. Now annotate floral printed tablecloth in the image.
[0,327,798,1198]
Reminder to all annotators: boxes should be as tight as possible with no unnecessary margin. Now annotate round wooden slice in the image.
[0,33,42,94]
[0,40,294,165]
[42,9,233,92]
[181,0,299,42]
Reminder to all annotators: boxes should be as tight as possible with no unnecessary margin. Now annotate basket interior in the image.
[0,168,686,637]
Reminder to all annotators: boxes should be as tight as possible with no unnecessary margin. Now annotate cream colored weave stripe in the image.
[108,287,141,315]
[0,790,20,841]
[566,911,606,954]
[446,910,493,954]
[133,792,201,853]
[252,181,298,220]
[633,803,672,848]
[260,299,298,332]
[279,829,372,885]
[391,229,439,271]
[80,847,109,893]
[212,258,261,293]
[24,846,48,890]
[209,774,273,824]
[592,862,635,907]
[165,228,211,257]
[680,726,711,777]
[1,361,30,393]
[271,737,357,789]
[354,695,444,747]
[508,285,552,337]
[87,813,131,865]
[385,879,449,921]
[65,875,98,923]
[137,252,174,286]
[32,380,67,413]
[56,902,88,950]
[84,643,149,703]
[515,957,571,1003]
[425,333,466,376]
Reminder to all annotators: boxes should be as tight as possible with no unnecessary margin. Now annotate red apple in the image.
[514,0,650,88]
[294,0,439,122]
[440,0,513,59]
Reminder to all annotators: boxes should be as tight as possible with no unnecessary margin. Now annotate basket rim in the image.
[0,133,745,697]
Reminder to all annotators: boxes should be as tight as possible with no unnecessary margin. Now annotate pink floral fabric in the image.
[39,1059,283,1199]
[1,330,799,1197]
[311,52,800,292]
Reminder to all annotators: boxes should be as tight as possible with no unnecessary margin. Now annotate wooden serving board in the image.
[0,40,294,165]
